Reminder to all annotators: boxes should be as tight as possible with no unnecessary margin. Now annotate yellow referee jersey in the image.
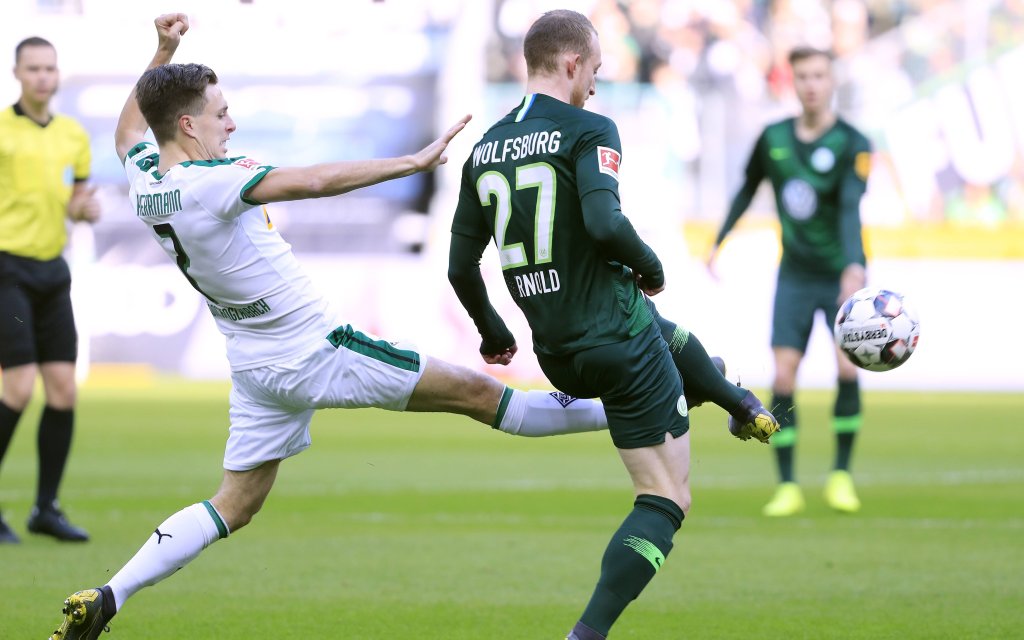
[0,104,91,260]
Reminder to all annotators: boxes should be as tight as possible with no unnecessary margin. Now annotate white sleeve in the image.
[123,142,160,184]
[193,157,276,221]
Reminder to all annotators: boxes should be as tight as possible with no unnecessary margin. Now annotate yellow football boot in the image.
[49,588,111,640]
[728,391,781,444]
[762,482,805,517]
[824,470,861,513]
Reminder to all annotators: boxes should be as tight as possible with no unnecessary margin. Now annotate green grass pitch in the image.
[1,381,1021,639]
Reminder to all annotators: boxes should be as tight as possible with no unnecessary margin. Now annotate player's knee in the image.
[1,374,36,411]
[46,384,77,410]
[672,493,691,515]
[772,372,797,395]
[463,370,500,405]
[39,365,77,409]
[439,363,502,415]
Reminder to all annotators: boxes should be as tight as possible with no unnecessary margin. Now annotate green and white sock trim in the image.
[493,387,515,430]
[202,500,230,539]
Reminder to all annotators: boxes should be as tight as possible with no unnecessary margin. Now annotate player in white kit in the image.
[48,14,607,640]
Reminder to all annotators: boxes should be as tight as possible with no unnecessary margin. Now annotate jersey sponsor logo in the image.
[596,146,620,180]
[781,179,818,221]
[769,147,791,161]
[854,151,871,181]
[549,391,578,408]
[810,147,836,172]
[233,157,264,171]
[137,189,183,217]
[207,297,273,321]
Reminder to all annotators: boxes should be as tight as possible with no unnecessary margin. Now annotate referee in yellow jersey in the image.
[0,36,100,543]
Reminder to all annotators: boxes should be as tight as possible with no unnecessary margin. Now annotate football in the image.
[834,288,920,371]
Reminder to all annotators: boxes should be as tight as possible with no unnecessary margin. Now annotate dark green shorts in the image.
[537,322,688,449]
[772,270,840,352]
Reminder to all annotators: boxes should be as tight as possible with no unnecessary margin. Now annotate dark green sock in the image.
[36,406,74,508]
[833,379,861,471]
[658,321,746,411]
[771,394,797,482]
[579,495,683,636]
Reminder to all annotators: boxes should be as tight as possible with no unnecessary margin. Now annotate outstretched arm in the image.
[708,133,766,268]
[246,115,471,204]
[448,232,517,365]
[114,13,189,161]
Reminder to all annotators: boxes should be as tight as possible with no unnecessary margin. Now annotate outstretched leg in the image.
[49,461,280,639]
[406,357,607,436]
[651,312,778,442]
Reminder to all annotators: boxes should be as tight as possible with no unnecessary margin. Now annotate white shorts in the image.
[223,324,427,471]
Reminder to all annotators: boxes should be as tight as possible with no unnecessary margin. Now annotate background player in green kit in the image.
[708,46,873,517]
[449,11,778,640]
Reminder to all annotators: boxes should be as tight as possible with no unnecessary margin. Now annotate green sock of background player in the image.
[569,495,683,639]
[833,379,861,471]
[771,394,797,482]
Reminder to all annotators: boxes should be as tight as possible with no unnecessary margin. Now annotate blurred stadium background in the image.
[3,0,1023,392]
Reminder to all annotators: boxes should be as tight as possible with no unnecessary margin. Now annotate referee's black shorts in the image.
[0,252,78,368]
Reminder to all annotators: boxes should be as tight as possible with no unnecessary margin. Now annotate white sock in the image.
[106,501,229,611]
[496,388,607,436]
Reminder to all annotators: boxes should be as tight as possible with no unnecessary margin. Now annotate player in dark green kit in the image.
[708,46,872,517]
[448,11,778,640]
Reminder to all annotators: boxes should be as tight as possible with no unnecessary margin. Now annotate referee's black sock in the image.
[0,401,23,469]
[36,406,73,509]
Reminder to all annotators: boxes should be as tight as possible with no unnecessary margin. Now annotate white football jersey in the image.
[124,142,334,371]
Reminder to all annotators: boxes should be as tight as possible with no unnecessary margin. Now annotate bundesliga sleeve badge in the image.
[233,157,265,171]
[596,146,621,181]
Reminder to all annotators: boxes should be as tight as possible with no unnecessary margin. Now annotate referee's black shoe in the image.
[0,511,20,544]
[28,502,90,542]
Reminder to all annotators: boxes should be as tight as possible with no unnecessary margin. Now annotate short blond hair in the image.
[524,10,596,75]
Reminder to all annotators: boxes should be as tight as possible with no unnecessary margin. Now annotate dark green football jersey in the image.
[717,117,871,276]
[451,93,654,356]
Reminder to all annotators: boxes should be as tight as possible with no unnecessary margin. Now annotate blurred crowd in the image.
[487,0,1021,103]
[484,0,1024,227]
